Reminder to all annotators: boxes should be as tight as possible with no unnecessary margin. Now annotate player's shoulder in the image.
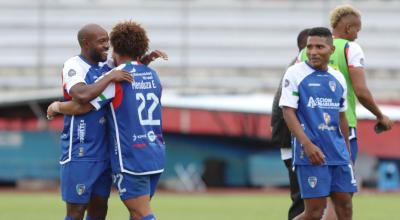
[63,56,81,67]
[62,56,88,77]
[328,66,346,85]
[347,41,364,53]
[286,61,314,77]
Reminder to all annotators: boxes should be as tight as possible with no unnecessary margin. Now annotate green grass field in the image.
[0,191,399,219]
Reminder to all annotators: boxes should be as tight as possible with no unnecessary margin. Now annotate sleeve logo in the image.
[359,58,365,67]
[284,79,290,87]
[68,69,76,77]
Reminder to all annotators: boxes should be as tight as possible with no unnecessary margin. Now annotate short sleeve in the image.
[346,42,366,68]
[90,82,116,110]
[62,61,86,94]
[279,67,299,109]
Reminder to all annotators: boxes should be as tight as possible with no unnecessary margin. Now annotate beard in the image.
[89,49,106,63]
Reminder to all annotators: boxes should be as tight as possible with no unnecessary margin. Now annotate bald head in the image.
[77,24,107,47]
[77,23,110,64]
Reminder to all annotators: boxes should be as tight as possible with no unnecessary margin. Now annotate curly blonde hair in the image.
[110,21,149,59]
[330,5,361,29]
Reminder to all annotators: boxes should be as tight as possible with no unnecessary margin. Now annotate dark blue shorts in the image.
[60,160,112,204]
[112,172,161,201]
[296,164,358,199]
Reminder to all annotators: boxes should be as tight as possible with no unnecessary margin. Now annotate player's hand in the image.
[109,70,133,83]
[304,143,326,165]
[376,114,394,132]
[141,50,168,65]
[47,101,61,120]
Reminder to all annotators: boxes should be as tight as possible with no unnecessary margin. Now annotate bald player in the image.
[59,24,165,220]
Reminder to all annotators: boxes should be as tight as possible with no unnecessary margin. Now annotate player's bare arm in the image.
[47,100,93,119]
[69,69,133,104]
[339,111,351,157]
[282,106,326,165]
[349,66,394,131]
[140,50,168,65]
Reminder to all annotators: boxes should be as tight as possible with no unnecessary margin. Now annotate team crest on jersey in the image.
[329,81,336,92]
[284,79,290,87]
[68,69,76,77]
[76,184,86,195]
[308,176,317,188]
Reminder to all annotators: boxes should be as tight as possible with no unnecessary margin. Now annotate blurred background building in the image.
[0,0,400,191]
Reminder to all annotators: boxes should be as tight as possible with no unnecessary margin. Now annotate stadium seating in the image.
[1,0,400,98]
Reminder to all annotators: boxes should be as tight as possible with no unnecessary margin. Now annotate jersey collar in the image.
[79,55,100,68]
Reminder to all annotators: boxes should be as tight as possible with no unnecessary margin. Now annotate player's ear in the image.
[81,38,90,49]
[330,45,335,55]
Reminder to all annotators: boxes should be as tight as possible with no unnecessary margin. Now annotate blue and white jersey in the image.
[279,61,349,165]
[60,55,112,164]
[90,61,165,175]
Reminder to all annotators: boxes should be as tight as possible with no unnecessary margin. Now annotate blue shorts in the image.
[60,161,112,204]
[296,164,357,199]
[112,172,161,201]
[349,127,358,163]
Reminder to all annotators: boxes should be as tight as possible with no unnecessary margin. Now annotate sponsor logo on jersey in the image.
[360,58,365,67]
[329,81,336,92]
[78,147,85,157]
[77,120,86,143]
[76,184,86,195]
[284,79,290,87]
[147,131,157,142]
[308,83,321,87]
[318,112,337,131]
[308,176,318,188]
[307,97,340,109]
[68,69,76,77]
[99,117,106,125]
[132,133,147,142]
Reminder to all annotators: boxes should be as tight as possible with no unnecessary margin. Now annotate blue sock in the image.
[141,214,156,220]
[64,217,74,220]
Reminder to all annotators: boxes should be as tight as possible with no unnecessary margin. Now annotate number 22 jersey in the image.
[91,61,166,175]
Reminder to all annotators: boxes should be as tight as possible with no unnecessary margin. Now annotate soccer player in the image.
[280,27,357,220]
[49,21,165,220]
[299,4,393,163]
[59,23,133,220]
[56,23,167,220]
[271,28,309,220]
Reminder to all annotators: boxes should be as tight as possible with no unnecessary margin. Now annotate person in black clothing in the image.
[271,28,309,220]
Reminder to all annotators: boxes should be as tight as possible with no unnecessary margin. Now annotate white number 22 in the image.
[136,92,160,126]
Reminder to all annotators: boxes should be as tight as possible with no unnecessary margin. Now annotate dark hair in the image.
[110,21,149,59]
[297,28,310,51]
[308,27,332,38]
